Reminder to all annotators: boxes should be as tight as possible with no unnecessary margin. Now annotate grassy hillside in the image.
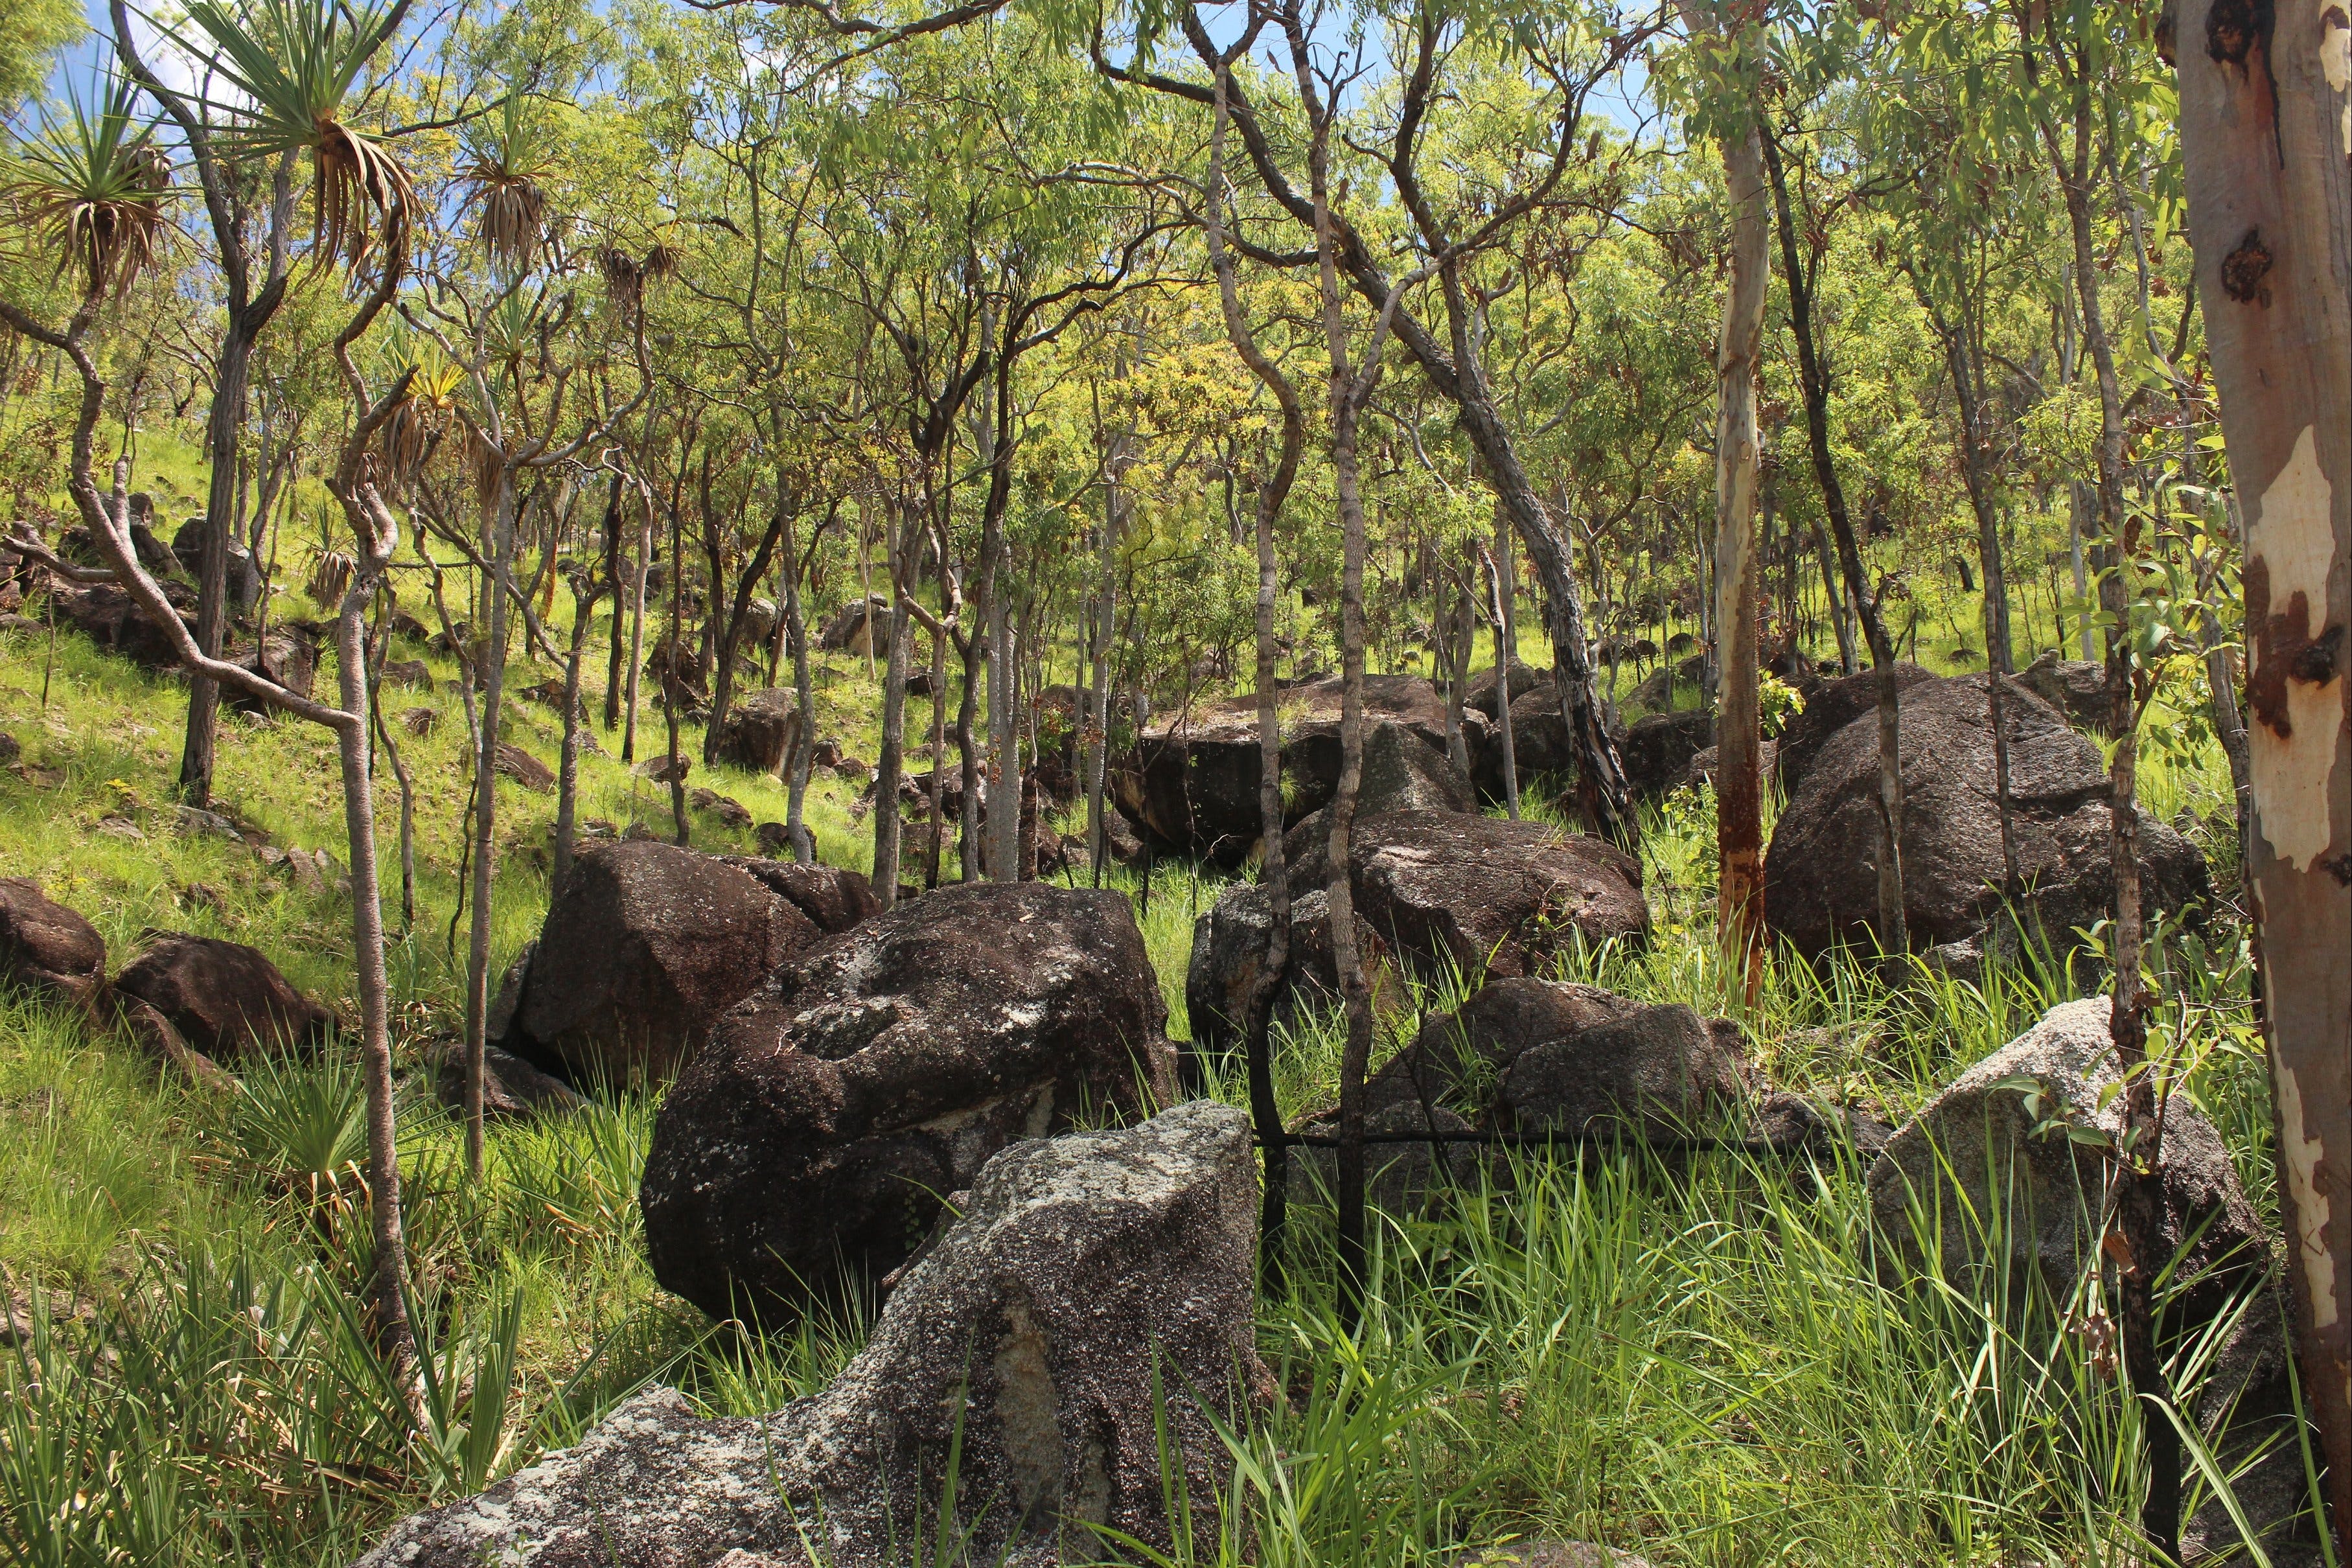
[0,597,2300,1568]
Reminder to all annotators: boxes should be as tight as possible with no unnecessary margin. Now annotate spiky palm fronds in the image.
[594,242,676,322]
[375,351,463,485]
[306,548,355,609]
[170,0,413,268]
[1,69,170,299]
[459,93,551,269]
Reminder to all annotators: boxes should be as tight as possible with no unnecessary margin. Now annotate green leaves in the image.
[1,65,171,299]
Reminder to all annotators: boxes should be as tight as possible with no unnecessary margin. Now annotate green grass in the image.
[0,593,2311,1568]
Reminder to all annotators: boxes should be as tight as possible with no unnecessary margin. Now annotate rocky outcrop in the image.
[1182,882,1403,1061]
[1109,676,1464,863]
[1616,709,1712,799]
[818,595,893,656]
[2014,651,2114,733]
[112,934,334,1058]
[508,841,822,1084]
[1289,811,1648,984]
[1770,663,1937,797]
[434,1042,584,1120]
[356,1102,1271,1568]
[641,882,1179,1319]
[0,877,106,1012]
[1867,998,2271,1330]
[721,856,882,934]
[1765,673,2209,961]
[1464,662,1543,720]
[224,628,319,711]
[1286,979,1755,1212]
[715,688,802,773]
[1496,1002,1753,1138]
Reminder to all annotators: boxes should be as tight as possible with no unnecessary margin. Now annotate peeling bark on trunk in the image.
[2176,0,2352,1542]
[1707,113,1770,1008]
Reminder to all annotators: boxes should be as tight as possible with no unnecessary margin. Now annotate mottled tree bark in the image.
[2176,0,2351,1543]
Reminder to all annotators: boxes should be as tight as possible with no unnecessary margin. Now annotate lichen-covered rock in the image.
[1765,673,2209,961]
[1497,1002,1753,1138]
[510,841,820,1084]
[0,877,106,1012]
[112,933,332,1058]
[1287,811,1649,984]
[356,1101,1271,1568]
[641,882,1179,1320]
[1867,998,2271,1328]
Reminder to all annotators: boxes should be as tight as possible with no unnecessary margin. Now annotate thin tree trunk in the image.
[783,492,822,865]
[181,324,254,806]
[1762,124,1906,952]
[1937,314,2022,898]
[621,491,652,764]
[2033,19,2177,1549]
[924,624,948,890]
[331,590,411,1367]
[2175,0,2352,1540]
[1210,50,1306,1294]
[1085,466,1118,880]
[1488,517,1521,820]
[366,628,416,935]
[1706,110,1770,1007]
[871,502,919,906]
[665,490,689,848]
[463,472,519,1181]
[553,574,594,895]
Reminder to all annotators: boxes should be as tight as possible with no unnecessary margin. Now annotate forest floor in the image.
[0,586,2304,1568]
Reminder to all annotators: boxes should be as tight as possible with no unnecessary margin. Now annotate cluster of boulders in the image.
[0,875,331,1085]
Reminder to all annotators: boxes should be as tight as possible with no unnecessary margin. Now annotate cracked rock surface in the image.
[354,1101,1270,1568]
[641,881,1178,1320]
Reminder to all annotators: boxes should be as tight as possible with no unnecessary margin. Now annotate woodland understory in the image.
[0,0,2345,1562]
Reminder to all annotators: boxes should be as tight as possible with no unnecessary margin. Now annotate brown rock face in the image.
[513,841,821,1083]
[0,877,106,1011]
[1109,675,1464,863]
[1309,811,1650,984]
[1616,708,1713,798]
[1770,662,1937,797]
[1764,673,2210,960]
[356,1103,1269,1568]
[641,881,1178,1321]
[714,687,801,773]
[720,855,882,933]
[112,934,333,1058]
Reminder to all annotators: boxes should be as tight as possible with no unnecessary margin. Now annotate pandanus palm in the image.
[163,0,415,266]
[1,67,171,302]
[460,93,553,268]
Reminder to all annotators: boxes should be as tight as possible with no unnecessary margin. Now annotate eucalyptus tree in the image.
[1754,10,1911,951]
[404,102,651,1175]
[3,45,421,1366]
[1097,0,1649,844]
[111,0,416,807]
[2175,0,2351,1536]
[1665,0,1771,1002]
